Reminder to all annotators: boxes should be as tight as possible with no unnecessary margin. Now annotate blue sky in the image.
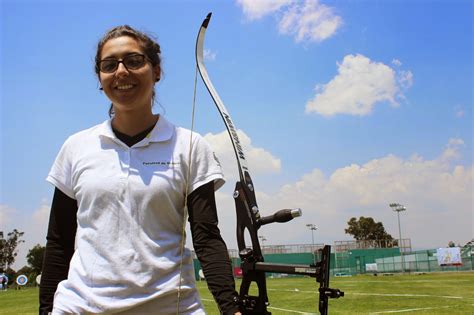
[1,0,472,269]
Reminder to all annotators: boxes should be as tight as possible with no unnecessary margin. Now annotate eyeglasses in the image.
[99,54,148,73]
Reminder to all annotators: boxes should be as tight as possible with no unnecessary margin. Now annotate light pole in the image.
[389,203,406,274]
[306,224,318,263]
[259,235,267,254]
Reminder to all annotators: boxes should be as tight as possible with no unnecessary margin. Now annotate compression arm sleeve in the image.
[188,181,240,314]
[39,188,77,315]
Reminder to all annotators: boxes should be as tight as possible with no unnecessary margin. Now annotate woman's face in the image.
[99,36,160,113]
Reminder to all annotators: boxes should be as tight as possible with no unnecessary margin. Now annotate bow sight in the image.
[195,12,344,315]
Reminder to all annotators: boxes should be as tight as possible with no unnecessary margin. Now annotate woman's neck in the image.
[111,110,159,137]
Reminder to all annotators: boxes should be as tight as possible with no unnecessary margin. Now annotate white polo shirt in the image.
[46,116,225,314]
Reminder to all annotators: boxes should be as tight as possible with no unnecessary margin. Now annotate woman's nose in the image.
[115,62,129,77]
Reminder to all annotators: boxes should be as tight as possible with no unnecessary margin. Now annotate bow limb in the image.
[195,12,270,314]
[195,13,249,184]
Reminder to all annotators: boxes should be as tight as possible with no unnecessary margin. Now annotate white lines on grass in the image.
[267,289,466,300]
[351,292,464,299]
[268,306,316,314]
[268,288,316,293]
[267,289,470,300]
[341,279,470,283]
[369,305,454,314]
[203,297,316,315]
[267,288,470,300]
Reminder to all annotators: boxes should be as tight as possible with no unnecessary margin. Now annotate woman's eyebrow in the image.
[101,51,143,59]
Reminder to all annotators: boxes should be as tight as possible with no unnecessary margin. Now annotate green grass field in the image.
[1,272,473,314]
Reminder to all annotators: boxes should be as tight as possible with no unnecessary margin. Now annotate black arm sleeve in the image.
[188,181,240,315]
[39,188,78,315]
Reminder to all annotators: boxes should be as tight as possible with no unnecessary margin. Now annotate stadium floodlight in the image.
[389,203,407,273]
[258,235,267,252]
[306,224,318,263]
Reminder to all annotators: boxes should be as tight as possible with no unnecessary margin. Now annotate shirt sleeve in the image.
[187,134,225,194]
[46,138,75,199]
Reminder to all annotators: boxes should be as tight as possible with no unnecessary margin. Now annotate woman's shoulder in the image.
[174,126,208,147]
[63,120,110,146]
[160,116,204,141]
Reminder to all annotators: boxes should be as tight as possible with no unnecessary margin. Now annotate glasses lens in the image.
[100,60,118,73]
[124,55,146,70]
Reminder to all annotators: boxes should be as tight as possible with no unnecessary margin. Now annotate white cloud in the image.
[397,70,414,89]
[440,138,464,162]
[236,0,293,20]
[203,48,217,62]
[454,105,465,118]
[4,200,51,270]
[212,139,472,252]
[236,0,342,43]
[204,130,281,181]
[306,54,413,116]
[0,204,16,226]
[392,59,402,67]
[278,0,342,42]
[30,200,50,236]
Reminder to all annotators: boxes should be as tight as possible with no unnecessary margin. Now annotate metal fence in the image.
[332,246,474,275]
[193,242,474,278]
[375,249,473,273]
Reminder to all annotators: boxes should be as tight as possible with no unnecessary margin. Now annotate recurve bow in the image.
[195,12,344,315]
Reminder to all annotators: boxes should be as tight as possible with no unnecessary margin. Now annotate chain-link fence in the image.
[192,242,474,279]
[332,245,474,275]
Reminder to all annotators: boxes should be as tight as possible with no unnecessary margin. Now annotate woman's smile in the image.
[116,84,134,90]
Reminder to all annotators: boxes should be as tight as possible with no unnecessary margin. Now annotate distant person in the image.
[39,25,240,315]
[1,276,6,291]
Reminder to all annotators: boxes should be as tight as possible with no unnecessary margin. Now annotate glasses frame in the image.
[99,54,149,73]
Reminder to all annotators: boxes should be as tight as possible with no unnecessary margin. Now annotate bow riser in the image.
[234,181,261,255]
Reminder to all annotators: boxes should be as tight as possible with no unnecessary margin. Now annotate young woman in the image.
[40,25,240,315]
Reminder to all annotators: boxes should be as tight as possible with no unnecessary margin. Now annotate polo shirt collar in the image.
[145,115,174,143]
[98,115,174,146]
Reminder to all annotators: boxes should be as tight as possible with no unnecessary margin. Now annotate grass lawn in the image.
[199,272,474,314]
[1,271,473,314]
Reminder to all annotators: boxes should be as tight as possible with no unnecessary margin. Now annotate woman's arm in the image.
[188,181,240,314]
[39,188,78,315]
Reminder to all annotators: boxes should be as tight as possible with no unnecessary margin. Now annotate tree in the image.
[0,229,25,272]
[345,216,394,247]
[27,244,45,274]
